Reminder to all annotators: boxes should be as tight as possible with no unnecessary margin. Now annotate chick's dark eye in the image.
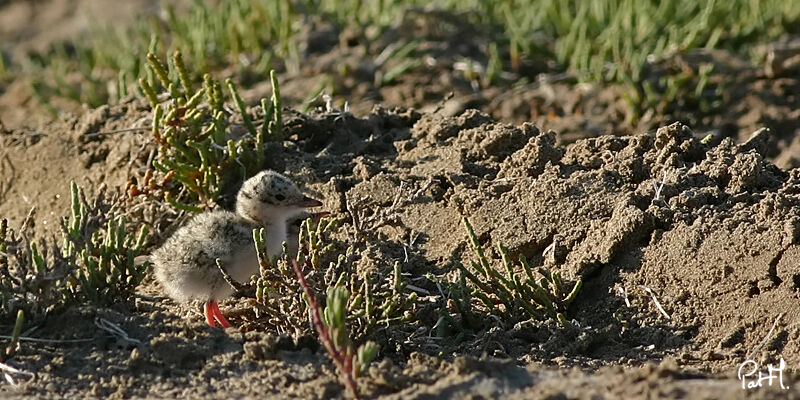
[275,194,286,201]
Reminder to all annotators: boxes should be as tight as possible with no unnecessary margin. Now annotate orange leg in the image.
[204,301,217,327]
[207,300,232,328]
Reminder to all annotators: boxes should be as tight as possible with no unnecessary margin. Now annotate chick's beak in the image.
[296,196,323,208]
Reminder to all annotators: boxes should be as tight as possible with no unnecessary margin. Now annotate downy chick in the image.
[152,170,323,328]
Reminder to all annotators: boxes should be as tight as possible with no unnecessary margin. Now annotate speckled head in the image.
[236,170,323,224]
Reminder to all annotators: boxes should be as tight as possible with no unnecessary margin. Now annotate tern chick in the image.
[152,170,323,328]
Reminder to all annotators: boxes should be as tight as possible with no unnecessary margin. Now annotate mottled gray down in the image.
[151,170,320,303]
[152,211,257,302]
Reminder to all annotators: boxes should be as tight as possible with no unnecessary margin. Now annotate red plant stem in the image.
[291,260,358,398]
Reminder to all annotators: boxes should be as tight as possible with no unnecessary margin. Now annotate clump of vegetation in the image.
[246,222,326,335]
[454,217,581,329]
[300,217,417,338]
[294,260,379,399]
[61,182,149,304]
[0,182,148,322]
[347,260,418,335]
[130,51,283,211]
[226,214,418,396]
[0,216,69,319]
[246,214,418,339]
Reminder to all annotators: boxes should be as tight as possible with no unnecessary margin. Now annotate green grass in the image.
[457,217,581,328]
[8,0,798,122]
[250,215,417,338]
[62,182,149,305]
[21,0,298,108]
[133,51,283,210]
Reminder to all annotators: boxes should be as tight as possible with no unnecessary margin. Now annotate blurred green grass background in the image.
[3,0,799,120]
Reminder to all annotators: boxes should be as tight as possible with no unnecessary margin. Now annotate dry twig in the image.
[0,361,34,385]
[639,285,671,320]
[95,318,142,346]
[746,313,783,360]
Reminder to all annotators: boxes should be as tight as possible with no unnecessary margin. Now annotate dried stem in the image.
[216,258,247,294]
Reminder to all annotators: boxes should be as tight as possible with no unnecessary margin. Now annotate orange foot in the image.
[204,300,232,328]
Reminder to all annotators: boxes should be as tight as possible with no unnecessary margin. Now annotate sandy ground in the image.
[1,100,799,399]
